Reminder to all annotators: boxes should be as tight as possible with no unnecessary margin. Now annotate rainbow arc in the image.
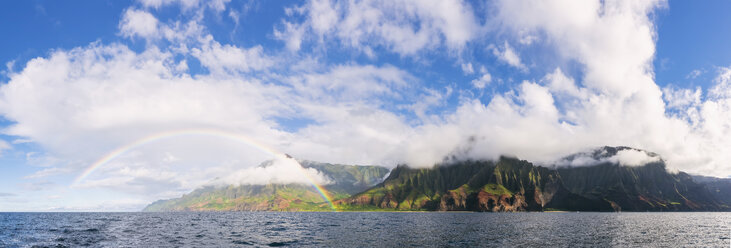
[72,128,338,211]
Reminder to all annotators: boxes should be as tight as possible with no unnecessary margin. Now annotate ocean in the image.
[1,212,729,247]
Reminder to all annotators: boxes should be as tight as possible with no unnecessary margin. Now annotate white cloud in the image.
[212,157,333,186]
[460,63,474,75]
[400,80,564,168]
[544,68,585,99]
[491,41,527,71]
[663,86,701,109]
[607,149,661,166]
[0,33,420,200]
[407,87,451,121]
[25,167,72,179]
[494,0,664,98]
[556,148,661,167]
[119,9,159,40]
[0,140,10,156]
[191,36,273,74]
[11,138,33,144]
[275,0,480,55]
[518,33,538,45]
[138,0,206,11]
[377,0,731,178]
[710,66,731,99]
[686,69,703,79]
[425,0,730,177]
[207,0,232,12]
[285,64,414,102]
[0,44,289,193]
[471,72,491,89]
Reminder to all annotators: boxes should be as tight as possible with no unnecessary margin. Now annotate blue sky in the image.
[0,0,729,211]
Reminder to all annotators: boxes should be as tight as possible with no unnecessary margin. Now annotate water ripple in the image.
[0,212,729,247]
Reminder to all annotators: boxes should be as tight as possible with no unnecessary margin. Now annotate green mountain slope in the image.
[337,157,612,212]
[145,147,729,212]
[690,175,731,207]
[143,161,389,211]
[557,147,724,211]
[338,147,727,212]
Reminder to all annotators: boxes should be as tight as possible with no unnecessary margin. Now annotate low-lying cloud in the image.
[210,157,333,186]
[556,148,661,167]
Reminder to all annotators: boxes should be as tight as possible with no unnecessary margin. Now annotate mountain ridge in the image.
[143,161,389,211]
[143,146,730,212]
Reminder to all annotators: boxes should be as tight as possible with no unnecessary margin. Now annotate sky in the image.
[0,0,729,211]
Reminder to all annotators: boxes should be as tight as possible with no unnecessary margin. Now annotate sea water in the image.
[1,212,729,247]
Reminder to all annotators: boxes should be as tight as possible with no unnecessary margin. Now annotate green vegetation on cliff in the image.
[557,146,724,211]
[337,157,611,212]
[337,147,727,212]
[145,147,730,212]
[143,161,389,212]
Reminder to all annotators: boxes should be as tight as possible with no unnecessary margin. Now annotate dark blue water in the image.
[0,212,729,247]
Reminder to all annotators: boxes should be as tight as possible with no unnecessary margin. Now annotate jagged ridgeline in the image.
[145,147,730,212]
[556,146,726,211]
[143,161,389,211]
[337,157,613,211]
[692,175,731,205]
[337,147,728,212]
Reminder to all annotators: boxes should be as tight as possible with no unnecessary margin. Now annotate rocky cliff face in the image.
[145,147,729,212]
[337,157,612,212]
[692,175,731,207]
[337,147,726,212]
[557,147,723,211]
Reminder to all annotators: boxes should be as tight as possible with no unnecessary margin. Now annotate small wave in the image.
[30,244,70,248]
[268,240,297,247]
[232,240,253,245]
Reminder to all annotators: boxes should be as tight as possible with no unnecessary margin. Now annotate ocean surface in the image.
[0,212,729,247]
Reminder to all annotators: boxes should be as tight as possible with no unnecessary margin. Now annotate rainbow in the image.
[72,128,338,211]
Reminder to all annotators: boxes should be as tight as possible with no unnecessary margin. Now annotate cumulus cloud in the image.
[663,86,701,109]
[275,0,480,55]
[686,69,703,79]
[460,63,474,75]
[285,64,415,102]
[0,140,10,156]
[138,0,230,11]
[435,0,730,177]
[382,0,730,177]
[0,14,420,199]
[557,148,661,167]
[710,66,731,99]
[608,149,661,166]
[490,41,527,71]
[191,36,273,74]
[211,157,333,186]
[119,9,159,40]
[471,72,491,89]
[0,42,419,198]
